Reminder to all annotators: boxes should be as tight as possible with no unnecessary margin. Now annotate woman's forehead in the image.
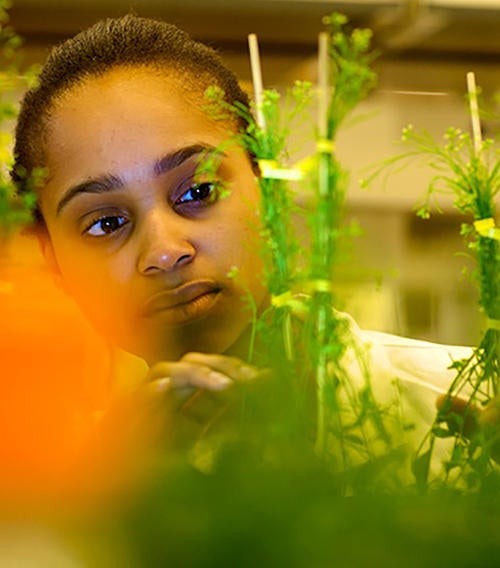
[51,67,216,131]
[45,68,236,179]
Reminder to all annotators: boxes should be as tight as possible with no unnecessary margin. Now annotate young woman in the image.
[13,16,273,408]
[12,15,478,457]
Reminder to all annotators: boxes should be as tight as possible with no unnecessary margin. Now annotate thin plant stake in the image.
[312,31,334,455]
[317,32,329,140]
[466,72,482,155]
[247,32,295,363]
[248,34,266,131]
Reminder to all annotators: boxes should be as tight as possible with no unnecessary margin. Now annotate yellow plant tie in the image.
[487,318,500,331]
[304,279,333,294]
[289,140,334,178]
[293,155,317,175]
[474,218,500,241]
[257,159,303,181]
[316,139,335,154]
[271,290,294,308]
[271,280,332,314]
[271,290,309,317]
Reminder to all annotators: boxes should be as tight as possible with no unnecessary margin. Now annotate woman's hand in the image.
[436,394,500,462]
[143,352,266,449]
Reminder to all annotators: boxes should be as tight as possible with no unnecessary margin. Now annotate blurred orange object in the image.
[0,260,147,510]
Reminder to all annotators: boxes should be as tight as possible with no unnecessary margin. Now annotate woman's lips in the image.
[142,281,222,324]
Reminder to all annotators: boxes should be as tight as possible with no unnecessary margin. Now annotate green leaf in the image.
[412,449,432,489]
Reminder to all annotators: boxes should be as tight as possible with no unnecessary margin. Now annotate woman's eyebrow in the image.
[56,174,123,216]
[56,143,223,216]
[153,143,223,176]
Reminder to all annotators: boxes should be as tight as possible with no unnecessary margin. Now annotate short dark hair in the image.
[12,15,252,220]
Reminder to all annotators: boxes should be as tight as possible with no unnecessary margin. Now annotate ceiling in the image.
[9,0,500,58]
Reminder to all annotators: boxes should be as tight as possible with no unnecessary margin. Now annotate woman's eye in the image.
[176,182,217,206]
[84,215,129,237]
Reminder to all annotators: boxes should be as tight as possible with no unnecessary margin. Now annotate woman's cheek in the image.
[55,246,127,319]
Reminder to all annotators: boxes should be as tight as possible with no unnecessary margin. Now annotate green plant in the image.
[202,14,410,493]
[367,73,500,492]
[0,0,39,244]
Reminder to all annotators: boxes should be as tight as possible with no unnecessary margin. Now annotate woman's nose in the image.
[136,211,196,275]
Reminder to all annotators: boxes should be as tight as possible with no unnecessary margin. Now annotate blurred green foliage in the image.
[0,0,38,239]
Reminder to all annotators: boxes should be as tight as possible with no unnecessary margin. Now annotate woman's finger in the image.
[181,352,262,383]
[146,360,233,392]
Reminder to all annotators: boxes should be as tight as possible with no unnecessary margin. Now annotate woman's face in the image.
[39,67,267,363]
